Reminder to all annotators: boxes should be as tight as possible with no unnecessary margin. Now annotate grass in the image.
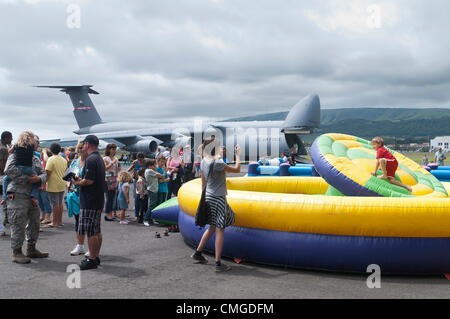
[400,152,435,165]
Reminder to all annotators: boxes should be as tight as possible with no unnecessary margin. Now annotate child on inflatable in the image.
[371,137,412,193]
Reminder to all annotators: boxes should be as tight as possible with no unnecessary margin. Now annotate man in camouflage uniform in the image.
[0,131,13,236]
[4,132,49,264]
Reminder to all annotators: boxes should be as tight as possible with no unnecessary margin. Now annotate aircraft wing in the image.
[40,136,115,149]
[40,126,188,149]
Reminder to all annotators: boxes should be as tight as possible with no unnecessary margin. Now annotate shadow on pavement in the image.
[96,264,148,278]
[212,257,449,285]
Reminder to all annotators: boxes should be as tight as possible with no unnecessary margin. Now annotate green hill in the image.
[227,108,450,143]
[227,108,450,124]
[316,117,450,141]
[320,108,450,125]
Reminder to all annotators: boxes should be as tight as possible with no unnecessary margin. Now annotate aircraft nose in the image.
[282,94,321,132]
[303,94,320,109]
[309,94,320,105]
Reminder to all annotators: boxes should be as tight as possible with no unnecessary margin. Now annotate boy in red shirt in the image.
[370,137,412,193]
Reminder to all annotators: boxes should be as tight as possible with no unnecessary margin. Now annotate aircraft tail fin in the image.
[282,94,320,134]
[36,85,103,129]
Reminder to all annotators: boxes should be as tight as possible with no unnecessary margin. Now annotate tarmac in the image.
[0,167,449,299]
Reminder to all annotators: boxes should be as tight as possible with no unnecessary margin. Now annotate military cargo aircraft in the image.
[38,85,320,162]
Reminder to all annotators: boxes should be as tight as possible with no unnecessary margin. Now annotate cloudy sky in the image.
[1,0,449,140]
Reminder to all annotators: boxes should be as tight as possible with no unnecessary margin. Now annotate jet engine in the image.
[163,135,191,150]
[124,138,160,154]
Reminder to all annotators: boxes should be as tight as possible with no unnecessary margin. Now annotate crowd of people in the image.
[0,130,240,271]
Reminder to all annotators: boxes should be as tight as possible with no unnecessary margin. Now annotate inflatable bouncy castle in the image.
[175,134,450,274]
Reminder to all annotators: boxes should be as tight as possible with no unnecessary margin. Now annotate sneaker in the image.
[104,216,115,222]
[215,262,231,272]
[70,245,86,256]
[191,252,208,264]
[80,257,98,270]
[119,220,129,225]
[81,254,100,265]
[143,221,150,227]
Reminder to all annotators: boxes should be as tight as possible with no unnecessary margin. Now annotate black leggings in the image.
[104,189,117,214]
[167,178,181,199]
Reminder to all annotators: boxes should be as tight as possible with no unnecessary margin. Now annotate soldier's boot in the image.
[12,248,31,264]
[26,244,49,259]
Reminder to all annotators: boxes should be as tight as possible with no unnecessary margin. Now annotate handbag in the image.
[195,160,215,227]
[105,173,118,191]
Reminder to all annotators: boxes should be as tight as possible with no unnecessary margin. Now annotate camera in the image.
[63,167,79,182]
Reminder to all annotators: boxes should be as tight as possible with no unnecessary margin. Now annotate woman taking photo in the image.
[191,138,241,272]
[104,144,120,221]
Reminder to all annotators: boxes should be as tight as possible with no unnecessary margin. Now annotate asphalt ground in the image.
[0,166,449,299]
[1,205,449,299]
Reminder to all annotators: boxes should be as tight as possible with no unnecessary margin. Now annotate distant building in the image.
[430,137,450,152]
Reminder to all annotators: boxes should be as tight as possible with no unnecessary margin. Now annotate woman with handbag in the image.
[103,144,120,221]
[191,138,241,272]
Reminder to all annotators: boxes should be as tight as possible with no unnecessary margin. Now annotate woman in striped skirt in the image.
[191,138,241,272]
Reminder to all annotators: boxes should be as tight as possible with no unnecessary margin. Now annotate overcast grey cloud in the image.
[1,0,450,139]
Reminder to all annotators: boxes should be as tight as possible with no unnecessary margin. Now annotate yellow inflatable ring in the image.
[177,177,450,274]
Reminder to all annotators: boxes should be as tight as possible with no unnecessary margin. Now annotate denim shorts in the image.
[38,190,52,214]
